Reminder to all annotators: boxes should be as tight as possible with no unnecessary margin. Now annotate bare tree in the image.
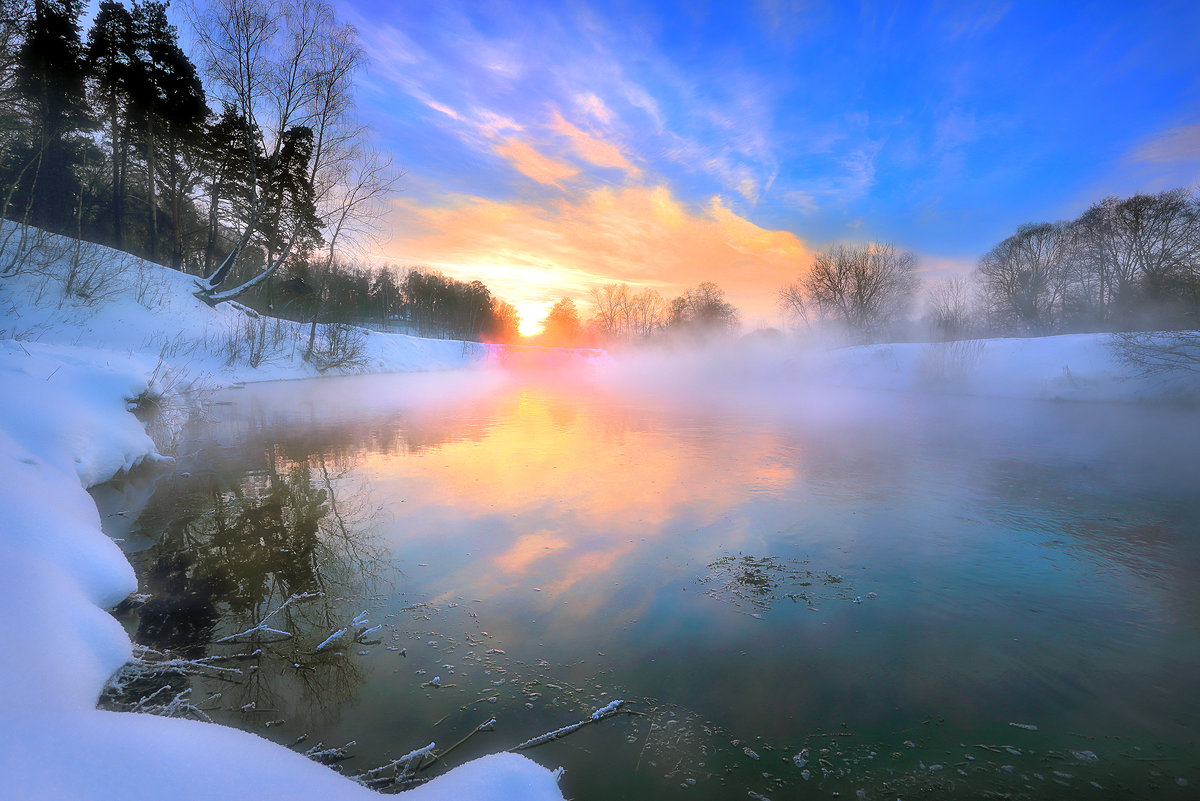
[924,277,974,341]
[303,146,399,361]
[628,286,666,339]
[186,0,368,304]
[1112,330,1200,374]
[1071,189,1200,328]
[588,282,630,340]
[975,222,1069,335]
[784,242,916,342]
[588,282,666,342]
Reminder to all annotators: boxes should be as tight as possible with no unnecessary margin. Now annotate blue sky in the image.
[335,0,1200,324]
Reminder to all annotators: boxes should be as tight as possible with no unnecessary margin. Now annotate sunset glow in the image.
[345,1,1200,321]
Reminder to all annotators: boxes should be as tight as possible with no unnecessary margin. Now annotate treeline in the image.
[969,187,1200,336]
[271,262,519,343]
[0,0,523,344]
[536,281,740,347]
[778,187,1200,345]
[2,0,266,275]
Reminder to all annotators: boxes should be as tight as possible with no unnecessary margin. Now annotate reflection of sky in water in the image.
[292,376,1200,739]
[147,372,1200,797]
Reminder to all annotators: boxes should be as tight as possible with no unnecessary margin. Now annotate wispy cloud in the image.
[549,111,638,176]
[494,139,579,187]
[1129,122,1200,164]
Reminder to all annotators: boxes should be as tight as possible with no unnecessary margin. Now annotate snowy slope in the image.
[0,231,567,799]
[0,230,502,388]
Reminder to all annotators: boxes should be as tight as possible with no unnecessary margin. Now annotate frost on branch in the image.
[214,592,321,643]
[101,644,240,721]
[516,700,627,750]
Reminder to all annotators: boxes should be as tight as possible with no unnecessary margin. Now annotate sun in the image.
[517,301,551,337]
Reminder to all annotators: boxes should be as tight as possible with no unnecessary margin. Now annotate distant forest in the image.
[0,0,521,343]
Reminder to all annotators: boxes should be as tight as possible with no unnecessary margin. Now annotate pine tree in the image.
[127,0,205,265]
[6,0,93,232]
[197,104,257,278]
[85,0,135,248]
[257,125,322,268]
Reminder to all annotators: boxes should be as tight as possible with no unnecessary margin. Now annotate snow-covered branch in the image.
[515,700,626,751]
[214,591,321,643]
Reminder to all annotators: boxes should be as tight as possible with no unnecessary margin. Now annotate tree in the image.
[4,0,93,232]
[587,282,667,343]
[195,103,257,277]
[540,297,581,347]
[1070,189,1200,328]
[486,300,521,343]
[975,223,1069,335]
[923,277,974,341]
[257,124,320,267]
[666,281,739,335]
[783,242,915,342]
[188,0,362,303]
[85,0,135,248]
[588,282,630,340]
[302,147,401,360]
[130,0,206,267]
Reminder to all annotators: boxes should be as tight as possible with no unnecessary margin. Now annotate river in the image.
[97,369,1200,799]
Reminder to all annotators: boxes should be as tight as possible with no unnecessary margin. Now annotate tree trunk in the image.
[146,114,157,262]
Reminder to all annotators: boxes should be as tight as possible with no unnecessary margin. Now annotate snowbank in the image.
[0,231,567,799]
[0,229,503,389]
[596,331,1200,406]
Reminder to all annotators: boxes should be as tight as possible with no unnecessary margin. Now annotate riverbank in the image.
[0,232,568,799]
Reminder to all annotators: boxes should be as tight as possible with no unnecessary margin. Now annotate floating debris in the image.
[696,553,867,613]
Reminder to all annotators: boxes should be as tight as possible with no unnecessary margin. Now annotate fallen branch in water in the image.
[215,592,321,643]
[354,742,436,790]
[304,740,358,766]
[514,700,626,751]
[423,718,496,769]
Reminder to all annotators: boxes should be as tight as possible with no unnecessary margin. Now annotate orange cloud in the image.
[494,138,579,186]
[381,184,811,321]
[550,111,638,175]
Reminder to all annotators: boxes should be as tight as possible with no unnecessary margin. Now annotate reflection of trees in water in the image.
[109,443,387,727]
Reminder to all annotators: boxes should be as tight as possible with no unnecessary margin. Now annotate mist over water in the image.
[105,356,1200,799]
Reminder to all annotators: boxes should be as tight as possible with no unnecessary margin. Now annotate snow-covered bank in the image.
[0,233,568,798]
[596,331,1200,406]
[0,230,504,388]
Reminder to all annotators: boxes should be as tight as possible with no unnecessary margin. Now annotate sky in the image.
[334,0,1200,328]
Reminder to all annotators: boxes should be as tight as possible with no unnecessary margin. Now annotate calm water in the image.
[99,369,1200,799]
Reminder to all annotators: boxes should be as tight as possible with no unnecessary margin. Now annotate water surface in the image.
[102,370,1200,799]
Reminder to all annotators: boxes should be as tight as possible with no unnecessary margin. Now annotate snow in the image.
[597,330,1200,406]
[1,225,1198,799]
[0,229,567,800]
